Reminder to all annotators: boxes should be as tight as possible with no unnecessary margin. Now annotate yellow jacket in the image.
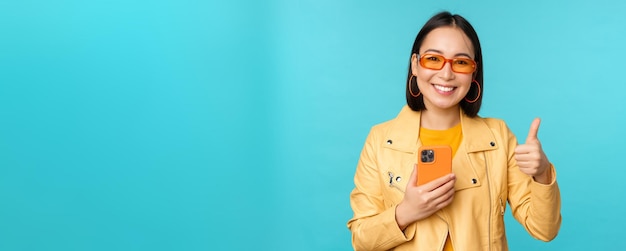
[347,106,561,251]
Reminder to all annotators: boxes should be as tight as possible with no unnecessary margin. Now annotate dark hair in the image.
[406,11,483,117]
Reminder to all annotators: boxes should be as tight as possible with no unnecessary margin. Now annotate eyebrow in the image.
[423,49,473,58]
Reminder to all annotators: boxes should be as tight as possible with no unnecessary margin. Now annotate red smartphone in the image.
[417,145,453,185]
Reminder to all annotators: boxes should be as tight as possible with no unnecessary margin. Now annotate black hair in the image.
[406,11,483,117]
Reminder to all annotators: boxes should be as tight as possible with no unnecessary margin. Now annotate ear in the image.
[472,61,479,80]
[410,53,419,76]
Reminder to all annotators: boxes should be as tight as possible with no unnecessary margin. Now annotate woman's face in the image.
[411,26,475,112]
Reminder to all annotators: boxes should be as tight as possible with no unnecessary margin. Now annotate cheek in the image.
[451,72,473,85]
[415,69,436,85]
[459,77,473,89]
[458,80,475,97]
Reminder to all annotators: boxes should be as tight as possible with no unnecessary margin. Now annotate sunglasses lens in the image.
[420,55,445,70]
[452,59,476,73]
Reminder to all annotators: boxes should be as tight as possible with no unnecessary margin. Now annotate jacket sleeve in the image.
[504,122,562,241]
[347,127,416,251]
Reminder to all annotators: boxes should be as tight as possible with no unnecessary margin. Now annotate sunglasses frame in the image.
[417,54,477,74]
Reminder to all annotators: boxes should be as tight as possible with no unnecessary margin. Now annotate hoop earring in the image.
[464,80,481,103]
[409,75,421,97]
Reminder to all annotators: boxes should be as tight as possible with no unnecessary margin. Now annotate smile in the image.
[433,84,455,92]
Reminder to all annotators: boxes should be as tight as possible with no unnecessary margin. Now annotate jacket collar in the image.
[383,105,498,153]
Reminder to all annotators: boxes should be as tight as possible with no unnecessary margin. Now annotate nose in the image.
[438,61,455,80]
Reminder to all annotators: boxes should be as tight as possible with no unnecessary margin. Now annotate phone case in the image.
[417,145,453,185]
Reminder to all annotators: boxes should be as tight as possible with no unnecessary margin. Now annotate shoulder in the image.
[468,115,511,132]
[367,105,416,135]
[364,118,395,145]
[463,113,515,138]
[479,116,509,129]
[469,116,518,146]
[364,106,420,150]
[370,118,395,133]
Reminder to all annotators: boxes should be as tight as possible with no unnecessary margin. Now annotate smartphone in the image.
[417,145,453,185]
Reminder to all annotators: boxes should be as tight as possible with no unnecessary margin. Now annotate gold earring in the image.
[409,75,421,97]
[465,80,481,103]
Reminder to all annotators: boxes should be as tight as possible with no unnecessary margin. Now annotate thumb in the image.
[526,118,541,143]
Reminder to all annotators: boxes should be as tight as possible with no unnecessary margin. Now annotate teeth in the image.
[434,85,454,92]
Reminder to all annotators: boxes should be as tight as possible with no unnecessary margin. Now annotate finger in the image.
[420,172,455,192]
[519,167,539,176]
[514,147,538,157]
[435,196,454,210]
[516,161,533,169]
[515,142,541,152]
[514,155,534,164]
[515,153,540,163]
[434,188,455,209]
[428,183,456,209]
[514,144,530,154]
[431,178,456,198]
[525,118,541,143]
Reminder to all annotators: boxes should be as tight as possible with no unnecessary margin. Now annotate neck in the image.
[420,107,461,130]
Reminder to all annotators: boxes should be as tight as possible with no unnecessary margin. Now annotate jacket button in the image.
[472,178,477,184]
[490,142,495,147]
[387,139,392,144]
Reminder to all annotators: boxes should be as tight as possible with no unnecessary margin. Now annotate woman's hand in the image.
[395,165,456,230]
[514,118,552,184]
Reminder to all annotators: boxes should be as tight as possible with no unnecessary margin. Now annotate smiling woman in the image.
[347,11,562,251]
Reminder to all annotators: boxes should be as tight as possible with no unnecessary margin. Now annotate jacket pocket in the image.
[381,169,409,208]
[493,195,507,240]
[378,148,415,208]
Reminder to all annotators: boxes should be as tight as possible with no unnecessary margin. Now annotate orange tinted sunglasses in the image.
[418,54,477,74]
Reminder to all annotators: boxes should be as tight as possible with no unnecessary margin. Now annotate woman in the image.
[347,11,561,251]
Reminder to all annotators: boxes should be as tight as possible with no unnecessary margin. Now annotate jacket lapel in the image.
[454,110,499,190]
[460,111,498,153]
[382,105,422,153]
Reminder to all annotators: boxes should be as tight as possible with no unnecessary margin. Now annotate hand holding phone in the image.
[417,145,453,185]
[396,146,456,228]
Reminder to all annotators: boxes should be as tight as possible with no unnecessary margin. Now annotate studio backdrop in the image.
[1,0,625,250]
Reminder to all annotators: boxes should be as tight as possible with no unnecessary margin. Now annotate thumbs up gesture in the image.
[514,118,552,184]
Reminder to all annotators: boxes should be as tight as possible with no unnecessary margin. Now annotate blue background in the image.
[1,0,625,250]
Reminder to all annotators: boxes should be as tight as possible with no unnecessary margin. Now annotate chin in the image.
[431,100,462,109]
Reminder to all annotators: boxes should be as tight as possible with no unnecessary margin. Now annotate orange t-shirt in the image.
[419,123,462,251]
